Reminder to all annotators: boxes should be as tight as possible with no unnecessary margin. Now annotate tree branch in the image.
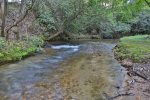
[64,0,84,26]
[48,31,63,40]
[6,0,35,40]
[144,0,150,7]
[43,0,60,31]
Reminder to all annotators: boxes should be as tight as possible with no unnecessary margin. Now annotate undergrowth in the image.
[0,35,44,64]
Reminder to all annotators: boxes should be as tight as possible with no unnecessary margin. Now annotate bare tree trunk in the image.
[20,0,25,13]
[17,0,25,40]
[1,0,7,37]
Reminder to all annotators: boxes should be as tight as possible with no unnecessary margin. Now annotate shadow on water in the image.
[0,40,124,100]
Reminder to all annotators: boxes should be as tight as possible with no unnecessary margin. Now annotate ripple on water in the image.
[0,41,124,100]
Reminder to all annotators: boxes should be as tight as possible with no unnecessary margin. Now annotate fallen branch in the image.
[129,71,149,81]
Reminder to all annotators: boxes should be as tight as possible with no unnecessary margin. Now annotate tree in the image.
[38,0,85,40]
[20,0,25,13]
[1,0,8,37]
[37,0,150,39]
[6,0,35,40]
[131,9,150,34]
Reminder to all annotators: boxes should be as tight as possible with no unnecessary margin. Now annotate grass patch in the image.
[115,35,150,62]
[0,35,44,64]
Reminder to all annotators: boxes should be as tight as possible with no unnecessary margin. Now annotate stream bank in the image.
[0,36,44,65]
[114,35,150,100]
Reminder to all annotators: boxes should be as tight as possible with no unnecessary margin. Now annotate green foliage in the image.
[38,12,56,32]
[90,18,131,38]
[112,0,147,22]
[36,0,149,40]
[37,0,119,39]
[114,22,130,33]
[0,36,44,64]
[68,1,113,38]
[131,9,150,34]
[37,0,84,31]
[0,37,6,49]
[115,35,150,62]
[28,35,44,46]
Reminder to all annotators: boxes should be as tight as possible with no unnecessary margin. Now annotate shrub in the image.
[131,9,150,34]
[0,35,44,64]
[28,35,44,47]
[0,37,6,49]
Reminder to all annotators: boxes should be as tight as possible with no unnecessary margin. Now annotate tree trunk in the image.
[1,0,7,37]
[5,0,35,40]
[48,31,63,40]
[16,32,20,40]
[20,0,25,13]
[17,0,25,40]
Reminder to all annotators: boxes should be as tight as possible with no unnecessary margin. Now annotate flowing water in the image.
[0,40,125,100]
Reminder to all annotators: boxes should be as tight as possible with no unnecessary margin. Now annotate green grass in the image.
[0,35,44,64]
[115,35,150,62]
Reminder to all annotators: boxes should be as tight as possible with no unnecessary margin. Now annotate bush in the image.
[0,37,6,49]
[0,35,44,64]
[28,35,44,46]
[131,9,150,34]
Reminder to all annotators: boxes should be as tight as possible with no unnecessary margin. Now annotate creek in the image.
[0,40,125,100]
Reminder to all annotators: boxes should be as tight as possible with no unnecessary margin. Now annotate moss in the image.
[115,35,150,62]
[0,35,44,64]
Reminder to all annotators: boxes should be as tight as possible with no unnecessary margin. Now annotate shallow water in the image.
[0,40,124,100]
